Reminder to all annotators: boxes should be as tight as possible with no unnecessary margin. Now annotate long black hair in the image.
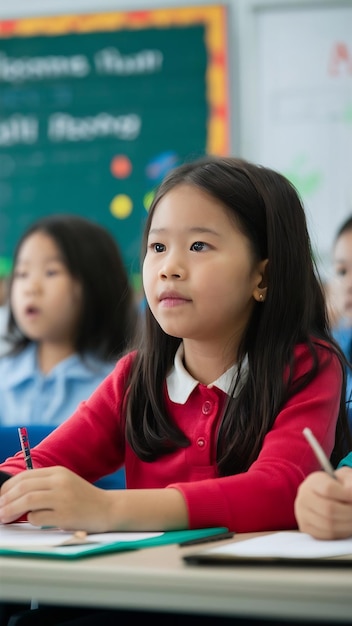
[125,156,351,474]
[6,214,138,361]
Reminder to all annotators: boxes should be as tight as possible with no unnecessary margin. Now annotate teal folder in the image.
[0,526,228,560]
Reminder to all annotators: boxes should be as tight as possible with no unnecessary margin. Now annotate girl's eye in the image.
[13,270,27,279]
[46,264,66,277]
[153,243,165,253]
[191,241,207,252]
[335,268,347,277]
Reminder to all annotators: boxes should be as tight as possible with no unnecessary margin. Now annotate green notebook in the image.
[0,524,229,560]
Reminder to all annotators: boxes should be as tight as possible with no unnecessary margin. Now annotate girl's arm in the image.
[0,467,188,531]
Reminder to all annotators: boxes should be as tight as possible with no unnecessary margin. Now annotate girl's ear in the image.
[253,259,268,303]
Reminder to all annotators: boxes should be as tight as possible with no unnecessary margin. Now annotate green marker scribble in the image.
[343,103,352,124]
[284,155,322,197]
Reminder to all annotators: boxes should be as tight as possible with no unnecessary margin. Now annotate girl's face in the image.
[11,231,83,345]
[143,184,266,354]
[332,229,352,323]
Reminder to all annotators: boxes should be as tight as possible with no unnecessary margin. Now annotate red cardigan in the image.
[0,343,342,532]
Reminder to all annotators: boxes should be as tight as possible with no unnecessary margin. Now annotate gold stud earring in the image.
[259,294,264,302]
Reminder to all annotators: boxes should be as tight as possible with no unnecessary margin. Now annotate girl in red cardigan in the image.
[0,156,350,626]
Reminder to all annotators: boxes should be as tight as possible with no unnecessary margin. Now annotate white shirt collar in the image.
[166,343,248,404]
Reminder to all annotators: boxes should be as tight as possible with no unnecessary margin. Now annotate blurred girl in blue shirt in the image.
[0,214,137,426]
[329,215,352,430]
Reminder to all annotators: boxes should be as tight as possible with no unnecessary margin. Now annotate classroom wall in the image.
[1,0,352,278]
[238,0,352,278]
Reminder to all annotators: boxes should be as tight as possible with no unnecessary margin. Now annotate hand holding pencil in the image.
[294,428,352,540]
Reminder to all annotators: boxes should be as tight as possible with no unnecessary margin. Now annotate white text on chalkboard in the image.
[0,113,141,146]
[0,48,163,83]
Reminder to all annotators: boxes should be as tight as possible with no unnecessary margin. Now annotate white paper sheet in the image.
[0,522,163,547]
[203,531,352,559]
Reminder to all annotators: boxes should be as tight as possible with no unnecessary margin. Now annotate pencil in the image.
[179,531,234,547]
[302,427,337,480]
[18,426,34,470]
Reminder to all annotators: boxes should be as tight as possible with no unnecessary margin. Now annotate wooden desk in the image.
[0,533,352,622]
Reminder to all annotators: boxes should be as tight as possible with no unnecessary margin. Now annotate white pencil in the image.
[302,427,337,480]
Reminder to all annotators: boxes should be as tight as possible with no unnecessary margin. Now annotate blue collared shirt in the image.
[0,343,115,426]
[332,323,352,428]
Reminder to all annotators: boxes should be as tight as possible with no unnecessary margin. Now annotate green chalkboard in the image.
[0,9,228,281]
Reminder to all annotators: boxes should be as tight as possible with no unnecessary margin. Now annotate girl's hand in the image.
[294,467,352,540]
[0,467,116,532]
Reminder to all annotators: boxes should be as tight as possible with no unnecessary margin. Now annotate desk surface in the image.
[1,532,352,622]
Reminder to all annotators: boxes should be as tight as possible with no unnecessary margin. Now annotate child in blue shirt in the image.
[0,214,136,625]
[329,215,352,428]
[0,214,137,427]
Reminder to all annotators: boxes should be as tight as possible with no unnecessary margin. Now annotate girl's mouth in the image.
[25,305,40,316]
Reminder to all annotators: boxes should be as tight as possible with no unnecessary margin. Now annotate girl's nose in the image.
[24,277,41,293]
[158,255,184,280]
[160,269,181,279]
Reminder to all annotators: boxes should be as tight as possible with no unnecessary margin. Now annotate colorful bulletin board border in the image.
[0,5,229,156]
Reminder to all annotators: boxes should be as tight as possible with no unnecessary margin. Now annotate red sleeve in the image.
[170,344,343,532]
[0,353,134,482]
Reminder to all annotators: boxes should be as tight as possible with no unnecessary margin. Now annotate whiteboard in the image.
[242,1,352,278]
